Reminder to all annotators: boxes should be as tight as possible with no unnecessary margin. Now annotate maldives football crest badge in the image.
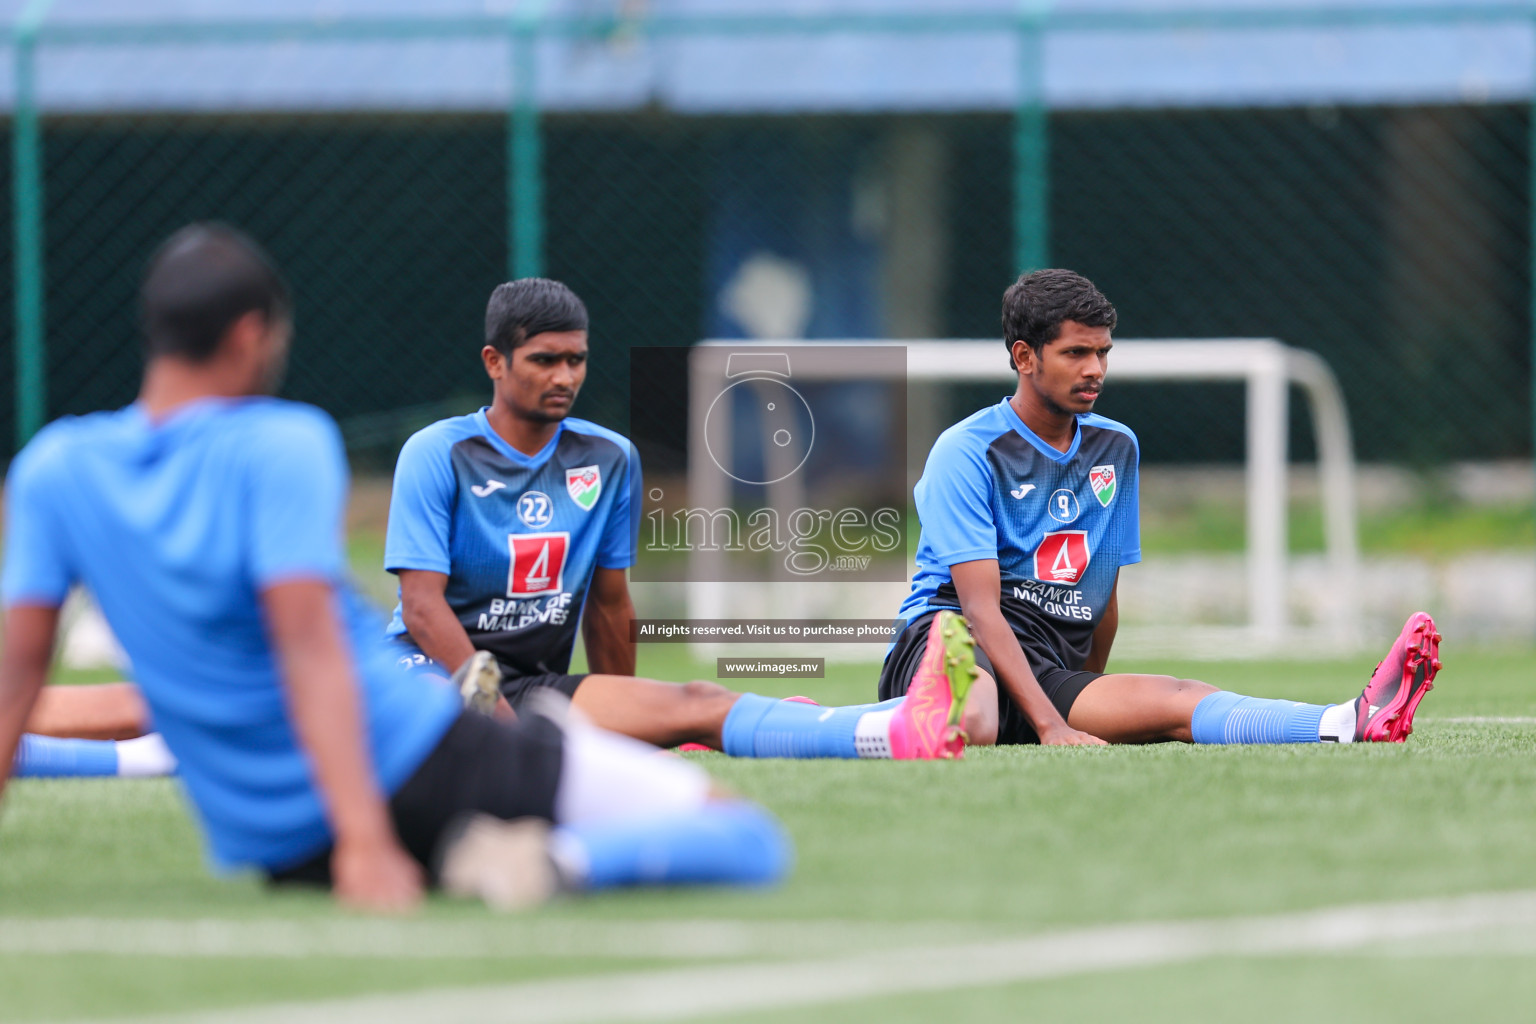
[565,465,602,511]
[1088,464,1117,507]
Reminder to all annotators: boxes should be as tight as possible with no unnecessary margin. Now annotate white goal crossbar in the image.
[686,338,1361,655]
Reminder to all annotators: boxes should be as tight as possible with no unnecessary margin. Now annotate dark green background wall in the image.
[5,104,1528,466]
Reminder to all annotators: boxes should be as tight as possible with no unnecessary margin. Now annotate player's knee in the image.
[680,679,735,706]
[961,702,998,746]
[1175,677,1219,698]
[958,671,998,746]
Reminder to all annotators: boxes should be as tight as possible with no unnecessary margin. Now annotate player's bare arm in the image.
[0,604,62,798]
[949,559,1106,747]
[397,569,478,673]
[263,578,422,912]
[1082,574,1120,674]
[582,567,637,676]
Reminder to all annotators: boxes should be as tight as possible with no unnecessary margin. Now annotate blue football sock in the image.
[13,734,121,777]
[1190,691,1328,744]
[553,801,792,890]
[720,694,900,759]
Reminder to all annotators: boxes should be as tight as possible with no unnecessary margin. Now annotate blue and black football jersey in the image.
[384,409,641,677]
[899,396,1141,670]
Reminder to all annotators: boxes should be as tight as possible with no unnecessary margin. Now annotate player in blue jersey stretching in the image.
[0,224,793,910]
[384,277,976,761]
[880,268,1441,749]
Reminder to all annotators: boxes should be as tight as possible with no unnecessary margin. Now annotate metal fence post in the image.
[1013,3,1049,274]
[11,0,54,449]
[509,4,547,281]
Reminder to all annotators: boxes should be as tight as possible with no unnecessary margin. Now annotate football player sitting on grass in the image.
[0,225,792,911]
[876,269,1440,751]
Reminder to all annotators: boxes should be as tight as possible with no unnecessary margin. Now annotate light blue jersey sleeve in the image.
[596,441,642,570]
[914,431,999,567]
[384,428,455,575]
[1118,433,1142,567]
[247,411,350,586]
[1,434,76,606]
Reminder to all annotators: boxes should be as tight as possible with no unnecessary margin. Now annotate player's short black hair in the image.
[1001,269,1117,369]
[485,278,589,356]
[141,223,290,362]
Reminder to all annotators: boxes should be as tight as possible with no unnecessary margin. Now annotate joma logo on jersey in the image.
[507,532,569,597]
[566,466,601,511]
[1033,530,1090,585]
[1089,465,1117,507]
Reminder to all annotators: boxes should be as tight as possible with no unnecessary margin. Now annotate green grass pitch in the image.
[3,645,1535,1021]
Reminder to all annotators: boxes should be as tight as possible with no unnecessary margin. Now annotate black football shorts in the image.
[876,609,1100,745]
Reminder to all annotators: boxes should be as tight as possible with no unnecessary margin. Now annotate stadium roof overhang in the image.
[0,0,1530,114]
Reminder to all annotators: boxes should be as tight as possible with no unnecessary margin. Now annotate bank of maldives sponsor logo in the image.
[566,465,602,511]
[1033,530,1090,585]
[1089,464,1117,507]
[507,531,569,596]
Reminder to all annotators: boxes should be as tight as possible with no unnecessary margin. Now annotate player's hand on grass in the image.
[1038,722,1108,746]
[332,833,424,913]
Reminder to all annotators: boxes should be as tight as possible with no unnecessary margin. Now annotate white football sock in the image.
[116,733,178,777]
[1317,702,1357,744]
[853,709,896,759]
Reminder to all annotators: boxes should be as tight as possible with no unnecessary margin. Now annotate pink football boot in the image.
[889,610,978,760]
[1354,612,1442,742]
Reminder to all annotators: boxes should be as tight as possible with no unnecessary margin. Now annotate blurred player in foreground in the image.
[880,268,1441,749]
[0,224,790,911]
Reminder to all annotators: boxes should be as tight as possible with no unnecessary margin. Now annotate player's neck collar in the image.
[475,406,563,465]
[998,396,1081,463]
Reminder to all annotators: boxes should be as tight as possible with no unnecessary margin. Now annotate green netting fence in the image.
[4,7,1533,472]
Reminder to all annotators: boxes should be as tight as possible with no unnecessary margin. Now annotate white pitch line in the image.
[0,916,996,961]
[1424,716,1536,725]
[63,891,1536,1024]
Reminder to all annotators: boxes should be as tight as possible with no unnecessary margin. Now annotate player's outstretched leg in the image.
[1188,612,1441,746]
[679,694,817,753]
[12,733,177,778]
[719,609,978,760]
[25,682,149,740]
[435,701,791,909]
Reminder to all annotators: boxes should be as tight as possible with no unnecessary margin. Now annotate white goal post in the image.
[685,338,1361,655]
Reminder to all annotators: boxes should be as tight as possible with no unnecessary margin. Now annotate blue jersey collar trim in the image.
[997,396,1081,463]
[473,407,563,467]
